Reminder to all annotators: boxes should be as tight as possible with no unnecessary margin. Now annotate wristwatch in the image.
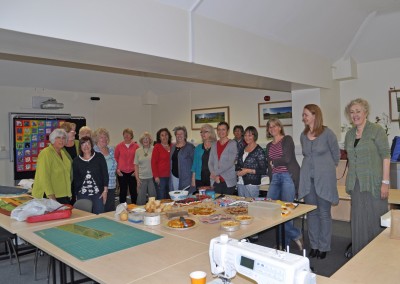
[382,180,390,185]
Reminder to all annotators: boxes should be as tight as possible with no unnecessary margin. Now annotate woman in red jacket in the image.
[151,128,172,199]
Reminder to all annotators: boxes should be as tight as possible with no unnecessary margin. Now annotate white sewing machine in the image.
[209,234,316,284]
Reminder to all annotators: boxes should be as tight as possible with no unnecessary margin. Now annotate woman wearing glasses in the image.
[191,124,217,190]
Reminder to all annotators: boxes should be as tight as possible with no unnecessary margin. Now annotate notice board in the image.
[9,113,86,181]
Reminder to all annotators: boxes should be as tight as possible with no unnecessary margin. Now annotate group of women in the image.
[31,98,389,259]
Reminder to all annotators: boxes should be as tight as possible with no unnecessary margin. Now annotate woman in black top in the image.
[236,126,267,198]
[73,136,109,214]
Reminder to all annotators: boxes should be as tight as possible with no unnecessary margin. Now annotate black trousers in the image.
[117,171,137,204]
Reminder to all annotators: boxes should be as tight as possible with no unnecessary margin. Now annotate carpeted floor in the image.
[256,217,352,277]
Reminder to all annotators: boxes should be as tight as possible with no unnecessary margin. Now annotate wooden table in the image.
[331,228,400,284]
[332,186,400,221]
[15,203,316,284]
[0,207,94,234]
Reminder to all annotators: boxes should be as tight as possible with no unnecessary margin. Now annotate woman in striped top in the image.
[266,118,302,251]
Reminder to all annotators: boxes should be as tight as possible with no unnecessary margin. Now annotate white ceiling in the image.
[1,0,400,96]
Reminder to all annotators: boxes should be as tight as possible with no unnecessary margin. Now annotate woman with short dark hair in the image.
[236,126,266,198]
[151,128,172,199]
[73,136,109,214]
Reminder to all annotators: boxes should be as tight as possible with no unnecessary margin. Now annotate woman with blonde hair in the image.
[299,104,340,259]
[93,127,117,212]
[266,118,302,250]
[191,124,217,189]
[344,98,390,255]
[114,128,139,204]
[135,132,156,205]
[78,126,92,139]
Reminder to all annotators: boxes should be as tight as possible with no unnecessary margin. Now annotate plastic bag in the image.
[114,202,127,220]
[10,198,63,221]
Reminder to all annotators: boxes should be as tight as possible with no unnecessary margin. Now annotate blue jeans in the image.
[267,172,301,245]
[237,184,259,198]
[156,177,170,200]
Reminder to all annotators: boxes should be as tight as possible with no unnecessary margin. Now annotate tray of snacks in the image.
[234,215,254,225]
[174,195,210,207]
[188,207,216,216]
[198,214,232,224]
[224,206,248,215]
[164,217,197,230]
[144,197,173,213]
[220,220,240,232]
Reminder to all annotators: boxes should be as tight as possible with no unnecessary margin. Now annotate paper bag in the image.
[390,210,400,240]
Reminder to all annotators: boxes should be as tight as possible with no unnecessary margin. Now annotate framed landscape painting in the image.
[258,100,292,127]
[191,106,230,130]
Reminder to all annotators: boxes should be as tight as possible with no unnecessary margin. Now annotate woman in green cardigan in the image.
[32,128,72,204]
[344,98,390,256]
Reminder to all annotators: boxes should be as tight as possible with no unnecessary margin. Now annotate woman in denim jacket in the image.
[236,126,267,198]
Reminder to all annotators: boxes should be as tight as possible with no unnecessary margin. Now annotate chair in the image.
[73,199,93,213]
[0,227,21,275]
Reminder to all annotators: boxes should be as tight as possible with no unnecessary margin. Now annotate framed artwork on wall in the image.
[389,89,400,121]
[258,100,292,127]
[191,106,230,130]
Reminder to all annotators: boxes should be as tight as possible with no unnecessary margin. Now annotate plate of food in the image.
[188,207,216,216]
[164,217,197,230]
[284,202,299,209]
[224,206,248,215]
[234,215,254,225]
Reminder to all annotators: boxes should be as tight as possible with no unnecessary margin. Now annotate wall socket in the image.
[0,146,6,151]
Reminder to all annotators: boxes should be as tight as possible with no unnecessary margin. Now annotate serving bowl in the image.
[169,190,189,201]
[221,220,240,232]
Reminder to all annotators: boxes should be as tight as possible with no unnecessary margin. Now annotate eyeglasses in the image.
[200,131,209,134]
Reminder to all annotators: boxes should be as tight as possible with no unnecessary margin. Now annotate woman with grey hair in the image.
[93,127,117,212]
[191,124,217,189]
[32,128,72,204]
[134,132,156,205]
[170,126,195,193]
[344,98,390,255]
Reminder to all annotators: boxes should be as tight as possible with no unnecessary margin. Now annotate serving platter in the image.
[163,218,198,230]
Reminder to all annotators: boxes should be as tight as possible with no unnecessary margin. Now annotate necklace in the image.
[143,147,150,157]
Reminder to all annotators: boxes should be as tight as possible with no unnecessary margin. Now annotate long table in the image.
[16,203,316,284]
[332,185,400,221]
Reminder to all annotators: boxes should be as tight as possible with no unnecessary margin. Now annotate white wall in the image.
[151,84,292,147]
[0,86,148,185]
[340,57,400,142]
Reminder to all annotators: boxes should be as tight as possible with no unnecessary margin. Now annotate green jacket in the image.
[32,144,72,199]
[344,121,390,198]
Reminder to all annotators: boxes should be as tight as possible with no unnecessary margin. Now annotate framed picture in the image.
[191,106,230,130]
[389,89,400,121]
[258,100,292,127]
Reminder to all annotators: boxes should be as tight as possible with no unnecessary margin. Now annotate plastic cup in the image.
[190,271,206,284]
